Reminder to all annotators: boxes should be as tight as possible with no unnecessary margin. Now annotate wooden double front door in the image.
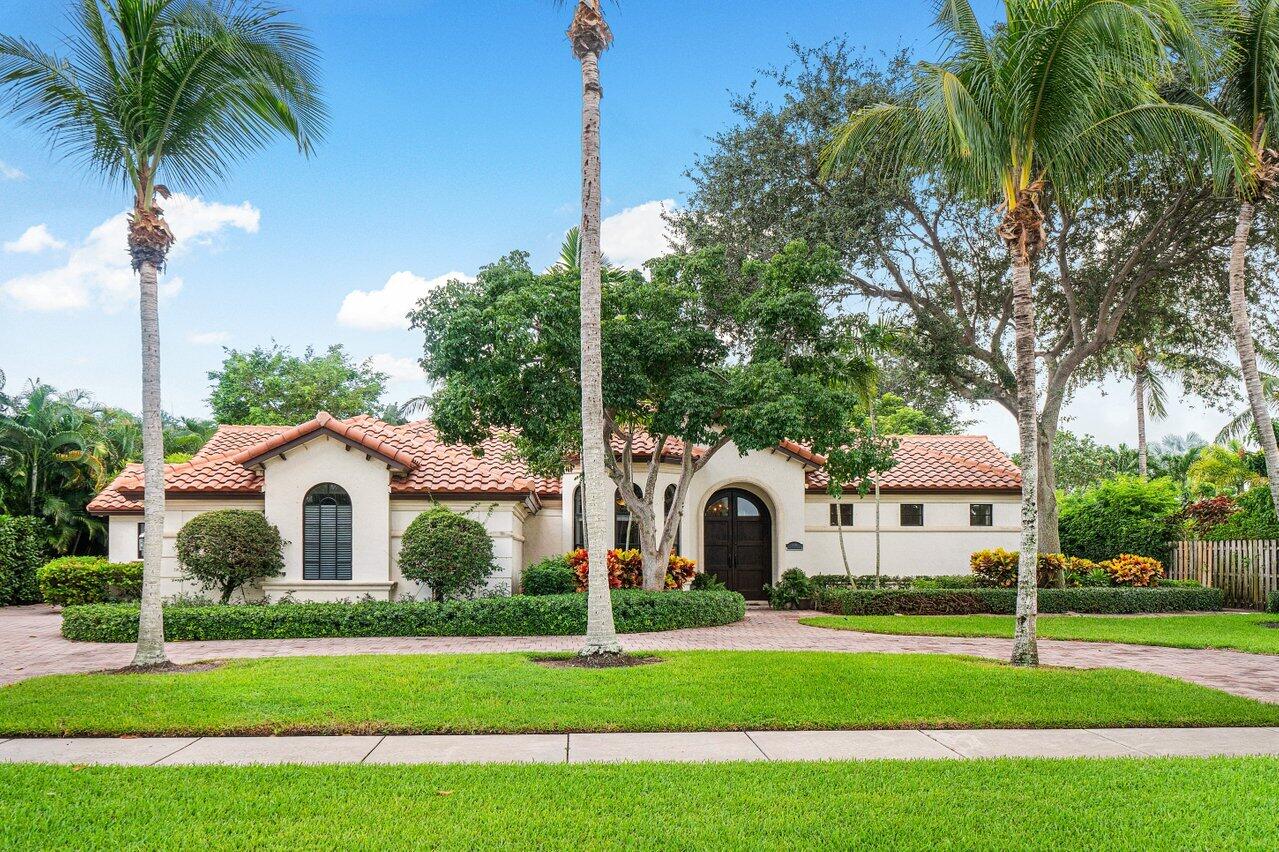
[703,488,772,600]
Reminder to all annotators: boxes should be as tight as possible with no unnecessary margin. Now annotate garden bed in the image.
[812,586,1223,616]
[59,590,746,642]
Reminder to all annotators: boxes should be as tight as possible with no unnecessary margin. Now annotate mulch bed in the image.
[534,654,663,669]
[101,661,226,676]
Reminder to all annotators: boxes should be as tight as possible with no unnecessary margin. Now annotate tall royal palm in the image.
[1,0,324,667]
[558,0,621,656]
[822,0,1248,665]
[1212,0,1279,520]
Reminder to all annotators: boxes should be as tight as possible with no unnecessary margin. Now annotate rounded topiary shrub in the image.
[175,510,284,604]
[399,506,495,601]
[522,555,577,595]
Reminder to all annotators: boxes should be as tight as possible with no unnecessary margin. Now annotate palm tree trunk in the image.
[870,395,882,589]
[1010,253,1039,667]
[1135,371,1148,478]
[132,258,168,667]
[1229,198,1279,519]
[577,48,620,656]
[836,505,850,580]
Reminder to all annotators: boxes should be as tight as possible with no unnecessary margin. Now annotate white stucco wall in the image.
[107,498,265,601]
[256,435,395,601]
[390,498,526,599]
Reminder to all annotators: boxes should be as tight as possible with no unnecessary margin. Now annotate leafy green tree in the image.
[676,38,1253,570]
[398,506,496,602]
[1059,475,1181,563]
[819,0,1246,665]
[1188,441,1266,494]
[1048,431,1138,494]
[0,380,107,554]
[411,240,859,591]
[208,344,386,426]
[175,509,284,603]
[0,0,325,666]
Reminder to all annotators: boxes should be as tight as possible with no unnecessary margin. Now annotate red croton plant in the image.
[568,549,697,591]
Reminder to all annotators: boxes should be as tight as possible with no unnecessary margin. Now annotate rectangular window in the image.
[828,504,854,526]
[970,503,994,527]
[900,503,924,527]
[136,522,145,559]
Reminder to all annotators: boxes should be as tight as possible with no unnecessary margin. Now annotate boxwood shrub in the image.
[812,586,1224,616]
[521,555,577,596]
[60,589,747,642]
[38,557,142,606]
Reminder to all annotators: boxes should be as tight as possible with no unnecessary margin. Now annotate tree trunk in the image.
[870,396,882,588]
[1135,370,1148,478]
[577,49,620,656]
[132,258,168,667]
[1010,253,1039,667]
[836,505,850,580]
[1229,199,1279,520]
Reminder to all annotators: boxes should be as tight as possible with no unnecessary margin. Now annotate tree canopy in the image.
[410,241,861,585]
[207,344,387,425]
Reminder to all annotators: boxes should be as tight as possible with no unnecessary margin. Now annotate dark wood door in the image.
[703,488,772,600]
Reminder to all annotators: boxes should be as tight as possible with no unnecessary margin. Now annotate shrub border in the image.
[813,586,1224,616]
[60,589,747,642]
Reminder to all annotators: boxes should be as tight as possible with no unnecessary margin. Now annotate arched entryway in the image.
[703,487,772,600]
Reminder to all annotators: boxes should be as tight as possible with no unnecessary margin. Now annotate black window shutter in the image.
[304,484,352,581]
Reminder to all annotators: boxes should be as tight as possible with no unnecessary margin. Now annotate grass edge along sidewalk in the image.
[800,613,1279,655]
[2,758,1279,850]
[2,651,1278,737]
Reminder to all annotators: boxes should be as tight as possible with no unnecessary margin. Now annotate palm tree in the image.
[1125,344,1170,478]
[1,0,325,667]
[556,0,620,657]
[822,0,1249,665]
[1217,361,1279,445]
[1208,0,1279,522]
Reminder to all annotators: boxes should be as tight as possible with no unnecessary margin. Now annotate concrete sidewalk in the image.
[3,727,1279,766]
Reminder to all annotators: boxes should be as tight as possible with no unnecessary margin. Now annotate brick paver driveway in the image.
[3,605,1277,702]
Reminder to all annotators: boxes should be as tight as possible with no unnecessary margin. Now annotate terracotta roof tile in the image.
[805,434,1021,493]
[232,411,418,470]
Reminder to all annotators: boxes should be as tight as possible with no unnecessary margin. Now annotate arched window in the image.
[663,484,682,554]
[614,485,644,551]
[572,480,586,551]
[304,483,352,580]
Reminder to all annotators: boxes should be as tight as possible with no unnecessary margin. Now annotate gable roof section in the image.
[232,411,417,472]
[804,434,1021,493]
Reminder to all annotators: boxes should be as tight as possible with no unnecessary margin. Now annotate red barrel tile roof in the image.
[88,417,1019,514]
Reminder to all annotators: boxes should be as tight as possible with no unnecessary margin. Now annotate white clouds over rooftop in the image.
[337,270,471,331]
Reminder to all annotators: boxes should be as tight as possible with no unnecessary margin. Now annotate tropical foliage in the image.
[1059,476,1182,563]
[208,344,387,425]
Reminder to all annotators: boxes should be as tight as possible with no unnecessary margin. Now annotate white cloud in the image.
[0,160,24,180]
[0,194,259,312]
[337,270,471,331]
[368,353,425,383]
[601,199,677,269]
[187,330,229,346]
[4,224,65,254]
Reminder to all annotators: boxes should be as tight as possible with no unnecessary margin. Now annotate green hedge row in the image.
[60,589,747,642]
[38,557,142,606]
[0,516,48,606]
[813,586,1224,616]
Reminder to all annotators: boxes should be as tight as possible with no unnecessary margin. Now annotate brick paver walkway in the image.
[3,605,1277,702]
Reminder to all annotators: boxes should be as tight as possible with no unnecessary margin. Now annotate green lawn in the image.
[3,758,1278,850]
[2,651,1277,737]
[800,613,1279,654]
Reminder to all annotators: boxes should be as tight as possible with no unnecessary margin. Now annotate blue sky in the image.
[0,0,1228,451]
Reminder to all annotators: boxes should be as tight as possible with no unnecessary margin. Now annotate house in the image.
[89,411,1022,601]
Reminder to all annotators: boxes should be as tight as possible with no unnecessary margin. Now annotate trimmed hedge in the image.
[60,589,747,642]
[0,516,48,605]
[38,557,142,606]
[521,556,577,596]
[813,586,1224,616]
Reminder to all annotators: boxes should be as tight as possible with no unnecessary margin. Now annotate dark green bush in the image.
[521,556,577,596]
[38,557,141,606]
[911,575,976,589]
[399,506,495,601]
[764,568,812,609]
[690,572,727,592]
[175,510,284,603]
[809,574,918,590]
[1058,475,1180,562]
[1267,590,1278,614]
[60,590,747,642]
[0,516,48,605]
[813,586,1224,616]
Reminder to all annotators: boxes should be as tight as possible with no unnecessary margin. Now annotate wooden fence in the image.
[1168,540,1279,609]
